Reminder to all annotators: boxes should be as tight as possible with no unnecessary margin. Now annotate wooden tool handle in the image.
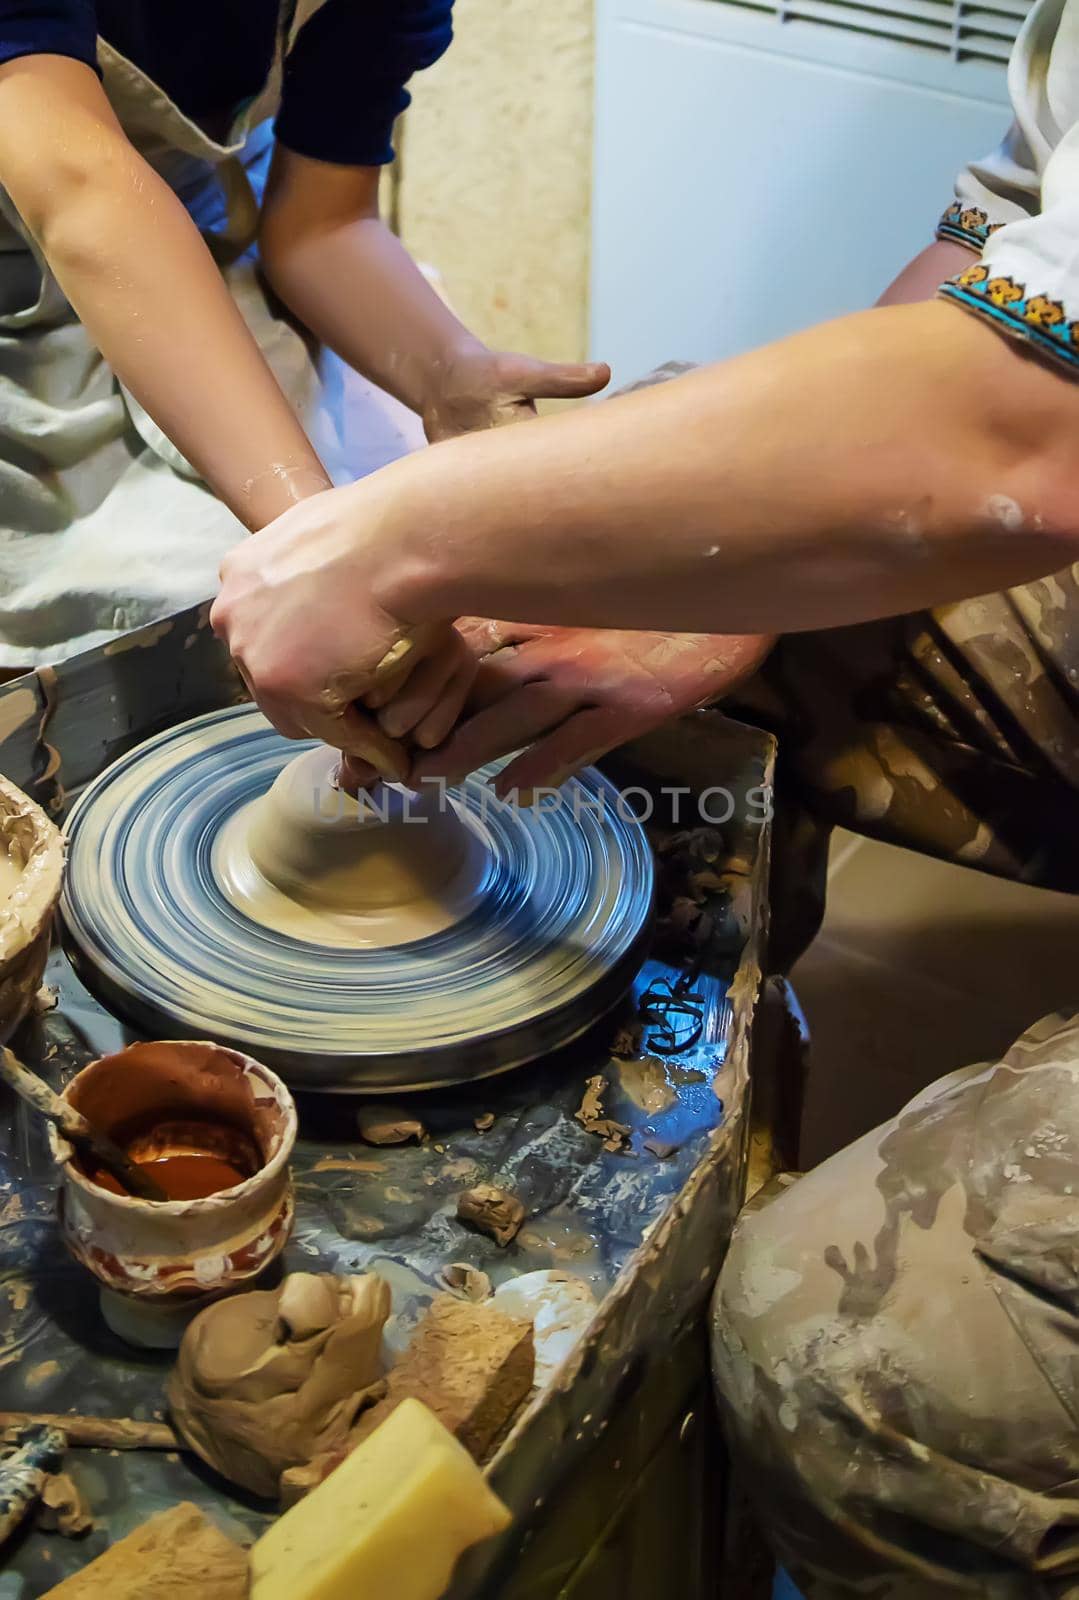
[0,1047,168,1203]
[0,1413,181,1453]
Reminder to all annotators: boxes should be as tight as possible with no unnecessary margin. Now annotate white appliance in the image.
[591,0,1028,381]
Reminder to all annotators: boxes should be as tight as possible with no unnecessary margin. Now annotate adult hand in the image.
[341,622,774,795]
[210,487,468,783]
[421,340,611,442]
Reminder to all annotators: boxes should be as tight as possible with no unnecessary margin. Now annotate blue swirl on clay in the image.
[60,706,654,1090]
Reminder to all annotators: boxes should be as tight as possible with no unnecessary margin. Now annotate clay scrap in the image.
[574,1075,631,1152]
[439,1262,493,1302]
[282,1294,534,1505]
[168,1271,390,1500]
[617,1056,677,1117]
[0,1412,180,1453]
[609,1020,643,1060]
[456,1183,525,1246]
[356,1104,425,1146]
[40,1502,249,1598]
[37,1472,93,1538]
[654,825,750,957]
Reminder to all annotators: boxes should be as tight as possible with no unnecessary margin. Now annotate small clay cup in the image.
[49,1040,297,1348]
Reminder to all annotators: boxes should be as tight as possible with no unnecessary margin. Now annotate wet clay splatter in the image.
[574,1076,631,1152]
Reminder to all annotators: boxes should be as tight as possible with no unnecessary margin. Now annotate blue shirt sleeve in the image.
[275,0,454,166]
[0,0,97,71]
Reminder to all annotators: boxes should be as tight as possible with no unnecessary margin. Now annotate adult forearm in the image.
[0,57,329,529]
[372,300,1079,636]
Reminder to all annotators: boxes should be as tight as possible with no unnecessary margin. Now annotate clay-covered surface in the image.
[0,776,64,1045]
[0,607,772,1598]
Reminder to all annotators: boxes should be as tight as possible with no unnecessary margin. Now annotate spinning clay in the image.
[60,706,653,1091]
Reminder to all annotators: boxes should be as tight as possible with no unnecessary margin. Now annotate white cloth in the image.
[937,0,1079,372]
[0,19,423,669]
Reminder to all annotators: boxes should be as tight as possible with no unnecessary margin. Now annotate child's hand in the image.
[421,340,610,441]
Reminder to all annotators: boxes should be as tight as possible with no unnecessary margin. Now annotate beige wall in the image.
[397,0,595,363]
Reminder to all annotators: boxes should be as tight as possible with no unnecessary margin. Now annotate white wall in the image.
[399,0,595,364]
[591,0,1015,384]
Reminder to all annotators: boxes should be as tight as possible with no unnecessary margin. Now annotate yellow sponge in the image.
[250,1397,512,1600]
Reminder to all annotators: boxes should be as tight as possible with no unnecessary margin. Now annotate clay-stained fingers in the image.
[299,702,412,785]
[337,753,382,796]
[375,631,478,740]
[492,706,630,798]
[362,622,461,711]
[410,680,579,788]
[453,617,543,660]
[412,662,479,751]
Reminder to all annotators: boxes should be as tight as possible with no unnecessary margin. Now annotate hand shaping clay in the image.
[216,745,486,949]
[0,776,63,1043]
[281,1294,534,1505]
[40,1502,249,1598]
[168,1271,390,1499]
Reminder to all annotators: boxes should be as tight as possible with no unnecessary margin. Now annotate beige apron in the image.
[0,7,423,668]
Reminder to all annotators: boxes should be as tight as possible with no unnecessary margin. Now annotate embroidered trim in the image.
[939,262,1079,371]
[936,202,1006,253]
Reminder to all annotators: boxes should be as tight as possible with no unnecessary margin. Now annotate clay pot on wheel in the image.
[0,775,63,1044]
[49,1040,298,1347]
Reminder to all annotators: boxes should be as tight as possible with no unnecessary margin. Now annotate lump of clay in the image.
[37,1472,93,1538]
[282,1294,534,1505]
[356,1104,424,1146]
[439,1262,492,1303]
[456,1184,525,1247]
[0,776,63,1044]
[168,1271,390,1500]
[41,1502,248,1598]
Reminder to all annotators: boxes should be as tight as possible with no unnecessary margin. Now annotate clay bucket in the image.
[0,775,64,1044]
[48,1040,297,1348]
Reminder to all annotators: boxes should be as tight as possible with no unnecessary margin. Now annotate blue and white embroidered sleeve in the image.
[935,117,1040,253]
[937,0,1079,374]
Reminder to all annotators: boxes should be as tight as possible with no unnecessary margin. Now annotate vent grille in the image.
[714,0,1031,62]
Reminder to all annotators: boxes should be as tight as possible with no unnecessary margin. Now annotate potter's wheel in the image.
[60,706,653,1091]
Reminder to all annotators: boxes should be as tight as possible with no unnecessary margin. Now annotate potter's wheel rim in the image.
[60,706,654,1092]
[58,915,651,1092]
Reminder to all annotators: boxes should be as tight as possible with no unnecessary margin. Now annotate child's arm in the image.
[258,149,609,441]
[0,54,331,529]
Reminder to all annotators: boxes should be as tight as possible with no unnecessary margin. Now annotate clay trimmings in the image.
[168,1272,390,1499]
[0,775,63,1042]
